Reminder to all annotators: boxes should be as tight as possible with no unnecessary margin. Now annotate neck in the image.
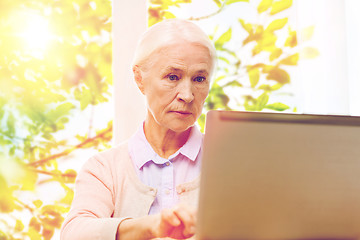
[144,114,191,159]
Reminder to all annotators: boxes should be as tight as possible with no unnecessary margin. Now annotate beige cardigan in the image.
[60,142,200,240]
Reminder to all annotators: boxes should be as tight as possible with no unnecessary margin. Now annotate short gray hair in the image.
[132,19,216,73]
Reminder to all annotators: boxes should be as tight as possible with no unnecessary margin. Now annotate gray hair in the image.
[132,19,217,73]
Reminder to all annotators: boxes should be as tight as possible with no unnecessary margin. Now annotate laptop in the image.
[197,110,360,240]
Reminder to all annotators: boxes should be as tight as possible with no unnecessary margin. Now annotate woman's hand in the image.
[117,204,196,240]
[153,204,196,239]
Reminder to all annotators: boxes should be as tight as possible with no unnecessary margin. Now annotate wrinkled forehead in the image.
[144,41,215,73]
[157,41,211,57]
[160,42,212,70]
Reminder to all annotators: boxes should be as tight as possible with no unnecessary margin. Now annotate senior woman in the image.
[60,18,216,240]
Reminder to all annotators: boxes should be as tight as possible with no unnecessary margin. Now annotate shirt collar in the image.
[128,123,157,170]
[128,123,203,170]
[176,125,203,161]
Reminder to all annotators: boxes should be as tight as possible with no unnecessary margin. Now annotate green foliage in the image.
[148,0,192,26]
[0,0,113,239]
[148,0,317,131]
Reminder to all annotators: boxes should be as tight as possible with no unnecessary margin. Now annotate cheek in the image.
[193,90,209,114]
[196,87,210,103]
[158,87,177,101]
[147,88,177,111]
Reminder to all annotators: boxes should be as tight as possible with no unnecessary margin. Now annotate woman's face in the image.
[137,42,213,133]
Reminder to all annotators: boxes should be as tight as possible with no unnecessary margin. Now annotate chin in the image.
[169,123,193,133]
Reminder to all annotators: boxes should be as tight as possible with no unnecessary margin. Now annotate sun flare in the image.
[15,11,54,57]
[24,16,51,50]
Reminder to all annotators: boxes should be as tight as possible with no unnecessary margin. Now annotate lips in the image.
[173,111,191,114]
[170,110,192,116]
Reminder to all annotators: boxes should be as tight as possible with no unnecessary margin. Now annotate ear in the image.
[133,65,145,95]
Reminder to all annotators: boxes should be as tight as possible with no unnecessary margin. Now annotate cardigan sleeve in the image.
[60,155,124,240]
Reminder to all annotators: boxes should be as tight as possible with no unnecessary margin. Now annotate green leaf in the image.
[218,56,230,64]
[15,219,24,232]
[256,92,269,110]
[80,89,93,110]
[244,97,257,111]
[43,228,55,240]
[28,226,43,239]
[279,53,299,65]
[59,117,69,124]
[6,113,15,137]
[244,104,257,111]
[252,31,277,55]
[40,205,64,227]
[258,0,273,13]
[238,19,253,34]
[205,83,231,110]
[270,83,283,91]
[300,47,320,59]
[266,18,288,32]
[0,97,6,119]
[301,26,315,42]
[266,67,290,84]
[33,200,43,208]
[20,166,38,191]
[220,94,230,106]
[224,80,243,88]
[29,217,41,232]
[265,102,290,111]
[215,28,232,48]
[48,102,74,122]
[0,176,15,213]
[269,48,283,61]
[61,188,74,205]
[214,75,226,84]
[248,68,260,88]
[164,11,176,19]
[56,102,74,115]
[285,29,297,47]
[226,0,249,5]
[63,169,77,184]
[258,83,283,91]
[212,0,222,7]
[270,0,293,15]
[197,113,206,133]
[258,84,272,91]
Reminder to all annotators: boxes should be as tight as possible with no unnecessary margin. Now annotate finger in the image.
[161,208,181,227]
[173,205,196,237]
[159,237,178,239]
[174,204,196,226]
[185,236,196,240]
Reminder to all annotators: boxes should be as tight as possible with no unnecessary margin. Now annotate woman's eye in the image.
[194,76,206,82]
[168,75,179,81]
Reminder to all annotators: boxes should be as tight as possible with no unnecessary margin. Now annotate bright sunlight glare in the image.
[17,11,54,56]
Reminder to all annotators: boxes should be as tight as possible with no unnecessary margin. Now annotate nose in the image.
[177,79,194,103]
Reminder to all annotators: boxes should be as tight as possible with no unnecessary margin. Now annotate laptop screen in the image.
[197,110,360,240]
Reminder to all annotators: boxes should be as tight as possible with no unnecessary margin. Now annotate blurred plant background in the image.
[0,0,112,239]
[0,0,319,239]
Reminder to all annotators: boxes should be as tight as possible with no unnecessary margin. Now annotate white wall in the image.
[296,0,360,116]
[113,1,147,145]
[345,0,360,116]
[296,0,348,115]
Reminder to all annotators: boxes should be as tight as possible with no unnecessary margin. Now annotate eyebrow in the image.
[161,66,183,74]
[161,66,209,75]
[195,69,210,76]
